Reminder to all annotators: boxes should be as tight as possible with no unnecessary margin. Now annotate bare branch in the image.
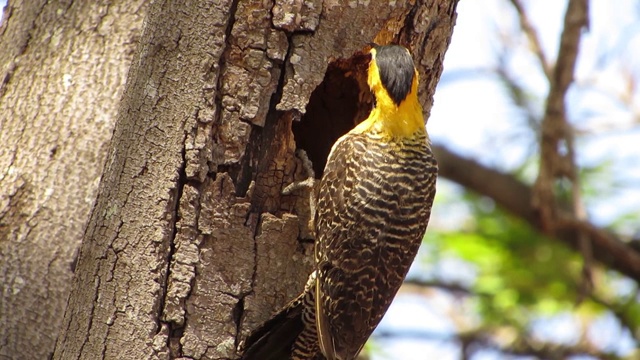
[402,279,476,297]
[534,0,589,228]
[509,0,553,80]
[531,0,593,297]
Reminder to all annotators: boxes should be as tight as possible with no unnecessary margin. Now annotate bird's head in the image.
[368,44,419,108]
[351,44,424,139]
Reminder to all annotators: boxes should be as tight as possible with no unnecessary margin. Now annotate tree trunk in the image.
[0,1,148,359]
[47,0,457,359]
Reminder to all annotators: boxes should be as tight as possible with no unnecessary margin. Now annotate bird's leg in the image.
[282,149,316,195]
[283,149,318,239]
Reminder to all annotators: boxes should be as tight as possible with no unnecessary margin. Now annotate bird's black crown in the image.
[374,45,415,106]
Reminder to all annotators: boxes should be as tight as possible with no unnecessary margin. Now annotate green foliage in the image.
[610,210,640,237]
[427,189,611,329]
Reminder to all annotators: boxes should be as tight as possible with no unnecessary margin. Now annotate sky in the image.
[2,0,638,359]
[429,0,640,230]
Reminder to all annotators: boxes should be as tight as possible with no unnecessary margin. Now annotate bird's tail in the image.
[241,271,322,360]
[240,293,306,360]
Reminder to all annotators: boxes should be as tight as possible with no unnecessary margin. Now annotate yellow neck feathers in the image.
[351,54,425,140]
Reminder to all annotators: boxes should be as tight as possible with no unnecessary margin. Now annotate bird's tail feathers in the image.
[239,294,305,360]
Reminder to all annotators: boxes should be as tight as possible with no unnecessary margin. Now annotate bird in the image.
[240,44,438,360]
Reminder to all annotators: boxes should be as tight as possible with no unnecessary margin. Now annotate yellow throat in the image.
[351,47,426,140]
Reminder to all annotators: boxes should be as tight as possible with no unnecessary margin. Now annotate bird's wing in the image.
[314,132,404,360]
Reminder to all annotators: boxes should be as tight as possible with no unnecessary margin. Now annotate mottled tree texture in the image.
[0,1,148,359]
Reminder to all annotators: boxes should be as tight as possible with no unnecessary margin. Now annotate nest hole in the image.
[292,50,374,178]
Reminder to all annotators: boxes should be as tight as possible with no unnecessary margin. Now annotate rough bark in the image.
[0,1,148,359]
[52,0,458,359]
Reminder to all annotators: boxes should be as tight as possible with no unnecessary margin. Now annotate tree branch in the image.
[509,0,596,299]
[509,0,552,80]
[403,278,476,297]
[432,144,640,283]
[534,0,589,229]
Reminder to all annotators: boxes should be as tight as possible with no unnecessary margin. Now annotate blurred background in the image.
[1,0,638,359]
[370,0,640,359]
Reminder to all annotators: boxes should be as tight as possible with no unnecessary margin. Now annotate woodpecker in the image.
[241,44,438,360]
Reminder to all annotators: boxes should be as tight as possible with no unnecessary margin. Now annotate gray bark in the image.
[0,1,148,359]
[6,0,456,359]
